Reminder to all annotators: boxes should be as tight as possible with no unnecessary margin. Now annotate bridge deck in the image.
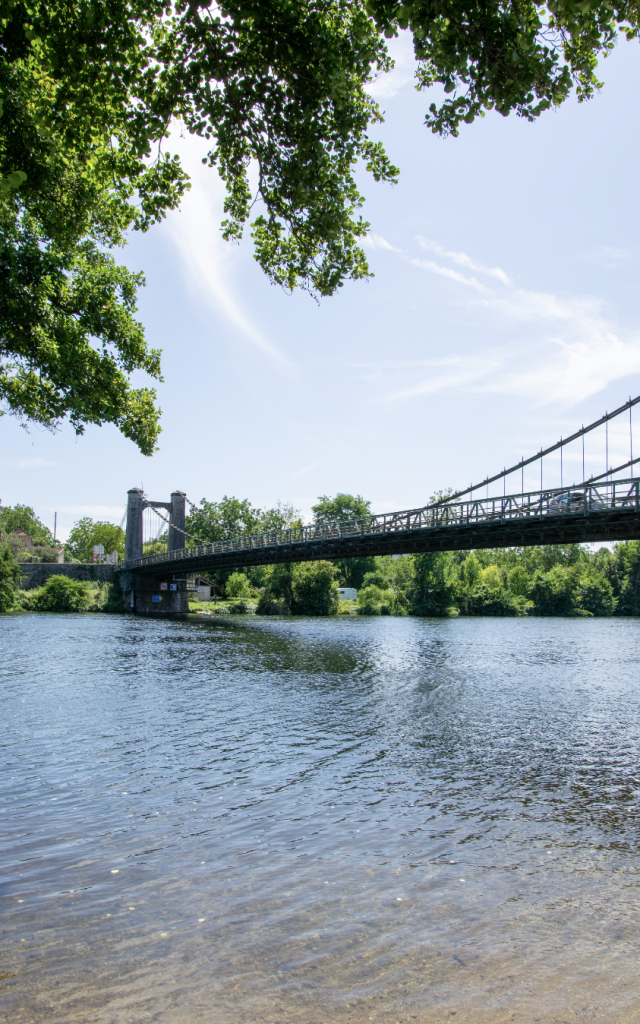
[121,479,640,577]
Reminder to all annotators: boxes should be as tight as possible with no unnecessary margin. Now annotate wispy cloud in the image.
[417,237,511,285]
[363,233,401,252]
[476,289,604,324]
[386,238,640,406]
[411,257,489,292]
[477,297,640,405]
[165,132,290,367]
[388,355,504,400]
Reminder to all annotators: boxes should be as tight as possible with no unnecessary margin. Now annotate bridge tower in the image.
[124,488,144,563]
[168,491,186,553]
[121,488,190,615]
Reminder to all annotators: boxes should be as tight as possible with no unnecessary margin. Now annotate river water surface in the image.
[2,613,640,1024]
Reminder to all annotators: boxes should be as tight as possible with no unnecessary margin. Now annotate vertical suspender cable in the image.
[560,438,563,490]
[631,401,634,478]
[582,428,585,482]
[606,415,609,480]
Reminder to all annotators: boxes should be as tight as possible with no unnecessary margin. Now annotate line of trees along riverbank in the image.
[183,492,640,618]
[213,543,638,619]
[1,494,639,616]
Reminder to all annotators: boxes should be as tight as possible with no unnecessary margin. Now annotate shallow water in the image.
[1,613,640,1024]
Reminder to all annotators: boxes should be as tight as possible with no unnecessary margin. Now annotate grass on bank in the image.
[188,598,258,615]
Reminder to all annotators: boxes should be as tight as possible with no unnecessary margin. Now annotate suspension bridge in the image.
[118,396,640,613]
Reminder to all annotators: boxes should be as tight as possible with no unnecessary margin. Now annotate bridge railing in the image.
[125,477,640,570]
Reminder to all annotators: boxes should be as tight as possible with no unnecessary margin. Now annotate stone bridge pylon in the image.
[120,488,191,614]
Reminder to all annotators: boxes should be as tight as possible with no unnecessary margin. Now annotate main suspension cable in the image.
[432,393,640,508]
[145,499,208,545]
[184,496,237,540]
[569,456,640,491]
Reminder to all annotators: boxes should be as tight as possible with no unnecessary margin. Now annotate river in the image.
[1,613,640,1024]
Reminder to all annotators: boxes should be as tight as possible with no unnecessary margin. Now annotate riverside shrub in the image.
[508,565,531,597]
[260,563,295,607]
[361,571,390,591]
[390,591,409,616]
[291,561,339,616]
[530,566,579,616]
[255,594,290,615]
[32,576,92,612]
[103,583,126,613]
[0,548,23,612]
[357,584,394,615]
[226,572,252,598]
[577,574,615,616]
[615,542,640,615]
[466,586,524,617]
[411,552,458,617]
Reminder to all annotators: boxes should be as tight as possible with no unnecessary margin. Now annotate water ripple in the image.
[2,613,640,1022]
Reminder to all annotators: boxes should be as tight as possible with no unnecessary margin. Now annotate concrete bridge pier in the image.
[119,571,192,615]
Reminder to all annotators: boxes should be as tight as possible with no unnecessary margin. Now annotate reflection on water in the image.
[2,613,640,1023]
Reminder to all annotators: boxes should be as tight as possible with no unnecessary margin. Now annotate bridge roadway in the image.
[121,478,640,580]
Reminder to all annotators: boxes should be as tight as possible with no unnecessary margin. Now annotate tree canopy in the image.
[185,495,300,541]
[311,492,374,586]
[2,0,637,450]
[369,0,639,137]
[312,492,371,522]
[0,544,23,610]
[0,1,184,452]
[65,517,125,562]
[0,502,53,544]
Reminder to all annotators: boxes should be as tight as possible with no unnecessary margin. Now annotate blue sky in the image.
[3,34,640,541]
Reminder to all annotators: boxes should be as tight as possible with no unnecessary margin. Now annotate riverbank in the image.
[3,538,640,618]
[185,541,640,618]
[188,596,361,615]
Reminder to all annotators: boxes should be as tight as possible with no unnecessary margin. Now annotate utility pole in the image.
[54,512,57,540]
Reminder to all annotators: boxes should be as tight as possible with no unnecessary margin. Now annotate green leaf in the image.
[6,171,27,188]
